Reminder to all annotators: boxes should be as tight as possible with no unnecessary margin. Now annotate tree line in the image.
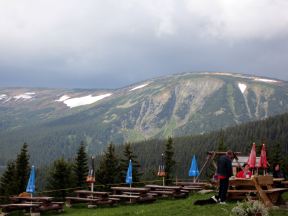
[0,139,175,200]
[1,112,288,200]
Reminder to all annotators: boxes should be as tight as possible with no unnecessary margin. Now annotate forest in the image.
[0,112,287,199]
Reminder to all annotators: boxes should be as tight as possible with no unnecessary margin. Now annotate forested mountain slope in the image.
[1,72,288,165]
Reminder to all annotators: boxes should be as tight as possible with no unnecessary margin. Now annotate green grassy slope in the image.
[39,193,288,216]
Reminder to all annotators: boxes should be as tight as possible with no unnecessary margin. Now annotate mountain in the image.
[1,72,288,165]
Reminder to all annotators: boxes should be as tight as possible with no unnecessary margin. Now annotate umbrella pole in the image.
[130,183,132,203]
[162,176,165,186]
[91,182,94,192]
[30,193,32,215]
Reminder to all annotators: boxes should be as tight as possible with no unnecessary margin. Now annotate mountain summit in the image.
[1,72,288,164]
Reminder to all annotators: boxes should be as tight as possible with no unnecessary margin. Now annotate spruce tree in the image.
[15,143,30,194]
[96,143,120,187]
[0,161,17,197]
[46,158,74,199]
[164,137,175,185]
[119,143,141,184]
[217,129,227,152]
[73,141,88,188]
[270,142,283,170]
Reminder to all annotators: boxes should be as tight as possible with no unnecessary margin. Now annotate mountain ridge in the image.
[1,72,288,165]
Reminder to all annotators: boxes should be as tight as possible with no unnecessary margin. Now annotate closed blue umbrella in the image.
[189,155,199,182]
[26,165,36,194]
[125,160,133,185]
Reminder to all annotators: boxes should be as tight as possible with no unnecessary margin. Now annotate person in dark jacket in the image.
[216,150,234,204]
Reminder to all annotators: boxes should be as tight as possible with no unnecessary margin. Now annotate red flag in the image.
[247,143,256,168]
[258,144,267,169]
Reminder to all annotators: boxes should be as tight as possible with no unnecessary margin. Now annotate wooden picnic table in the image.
[10,196,53,203]
[145,185,188,198]
[1,196,64,214]
[74,190,111,198]
[66,190,116,207]
[174,181,209,192]
[110,187,156,204]
[0,203,40,214]
[111,187,150,194]
[228,176,288,207]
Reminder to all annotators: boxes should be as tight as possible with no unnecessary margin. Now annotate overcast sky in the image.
[0,0,288,89]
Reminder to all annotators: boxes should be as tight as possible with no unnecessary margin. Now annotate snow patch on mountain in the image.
[129,83,149,91]
[13,92,35,100]
[62,93,112,108]
[55,95,71,102]
[0,94,7,100]
[205,72,279,83]
[238,83,247,94]
[252,78,278,83]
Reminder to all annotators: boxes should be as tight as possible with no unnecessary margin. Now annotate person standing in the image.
[216,150,234,204]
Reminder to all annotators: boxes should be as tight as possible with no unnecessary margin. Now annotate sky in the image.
[0,0,288,89]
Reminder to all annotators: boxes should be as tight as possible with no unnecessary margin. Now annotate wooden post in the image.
[252,176,273,208]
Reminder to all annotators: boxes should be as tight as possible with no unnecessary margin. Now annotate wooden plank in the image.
[145,185,181,190]
[257,176,273,186]
[264,188,288,193]
[74,190,110,195]
[122,192,141,195]
[152,190,174,195]
[111,187,150,193]
[109,195,140,199]
[65,197,100,202]
[252,176,274,208]
[229,179,255,187]
[228,190,257,193]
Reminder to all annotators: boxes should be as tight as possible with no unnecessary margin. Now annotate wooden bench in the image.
[145,185,188,199]
[38,202,64,213]
[254,176,288,207]
[65,197,100,207]
[0,203,40,215]
[68,190,118,207]
[109,194,140,203]
[111,186,155,204]
[2,196,64,214]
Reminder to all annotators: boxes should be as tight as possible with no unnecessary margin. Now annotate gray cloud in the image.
[0,0,288,88]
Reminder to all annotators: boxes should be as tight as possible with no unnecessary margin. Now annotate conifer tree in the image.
[46,158,74,199]
[73,141,88,188]
[0,161,17,197]
[270,142,283,169]
[119,143,141,184]
[96,143,120,187]
[164,137,175,185]
[15,143,30,194]
[217,129,227,152]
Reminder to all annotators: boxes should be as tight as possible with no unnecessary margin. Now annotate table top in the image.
[10,196,53,202]
[74,190,111,195]
[229,178,255,186]
[145,185,182,190]
[111,187,150,193]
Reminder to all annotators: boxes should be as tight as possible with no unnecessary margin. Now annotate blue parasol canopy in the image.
[26,165,36,193]
[125,159,133,185]
[189,155,199,177]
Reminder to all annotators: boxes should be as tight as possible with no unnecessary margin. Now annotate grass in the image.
[40,193,288,216]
